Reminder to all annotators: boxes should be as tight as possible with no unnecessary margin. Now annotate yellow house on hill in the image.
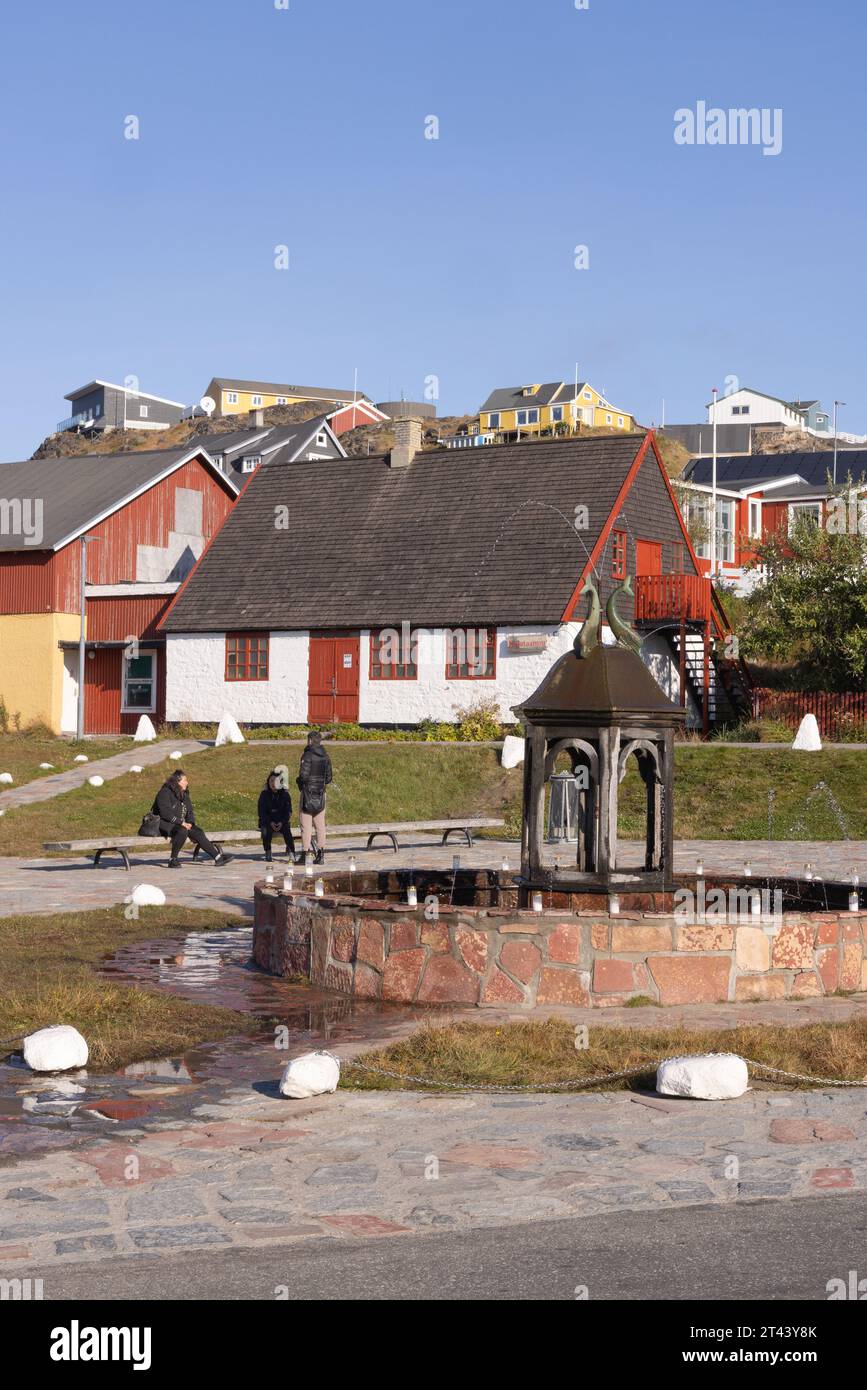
[479,380,635,437]
[203,377,366,418]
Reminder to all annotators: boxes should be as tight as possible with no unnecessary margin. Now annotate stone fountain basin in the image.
[252,869,867,1009]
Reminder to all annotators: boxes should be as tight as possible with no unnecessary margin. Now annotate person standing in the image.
[153,769,233,869]
[296,731,332,864]
[258,770,295,863]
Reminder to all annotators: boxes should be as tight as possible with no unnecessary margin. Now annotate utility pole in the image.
[76,535,98,741]
[710,387,719,577]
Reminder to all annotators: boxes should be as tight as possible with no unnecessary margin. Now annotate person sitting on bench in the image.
[153,769,233,869]
[257,769,295,863]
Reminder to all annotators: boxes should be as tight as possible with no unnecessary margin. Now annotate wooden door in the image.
[308,631,360,723]
[635,540,663,575]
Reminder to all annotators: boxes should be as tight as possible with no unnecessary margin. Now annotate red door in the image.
[308,631,360,723]
[635,540,663,575]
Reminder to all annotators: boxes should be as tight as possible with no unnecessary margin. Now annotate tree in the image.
[741,488,867,691]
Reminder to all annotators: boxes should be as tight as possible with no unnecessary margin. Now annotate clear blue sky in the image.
[1,0,864,458]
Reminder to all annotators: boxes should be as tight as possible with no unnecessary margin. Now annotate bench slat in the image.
[44,817,504,852]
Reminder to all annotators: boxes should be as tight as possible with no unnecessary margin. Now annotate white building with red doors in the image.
[160,424,750,732]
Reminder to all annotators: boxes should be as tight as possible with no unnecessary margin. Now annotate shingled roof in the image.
[161,435,658,633]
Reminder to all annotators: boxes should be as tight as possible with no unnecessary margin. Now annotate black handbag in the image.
[138,812,162,838]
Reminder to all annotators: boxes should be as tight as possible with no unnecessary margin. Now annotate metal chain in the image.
[345,1057,867,1093]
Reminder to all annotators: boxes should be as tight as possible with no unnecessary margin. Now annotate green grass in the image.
[0,742,863,856]
[0,906,252,1070]
[0,731,129,788]
[343,1017,867,1093]
[0,743,517,857]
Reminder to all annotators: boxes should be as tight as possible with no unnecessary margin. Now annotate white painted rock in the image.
[215,713,245,747]
[170,750,184,760]
[134,714,157,742]
[657,1053,748,1101]
[74,754,88,763]
[129,765,144,774]
[39,763,54,770]
[87,775,105,787]
[501,734,525,769]
[279,1050,340,1099]
[0,773,12,784]
[792,714,822,751]
[128,883,166,907]
[23,1025,89,1073]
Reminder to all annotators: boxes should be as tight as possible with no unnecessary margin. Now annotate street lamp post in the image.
[710,387,719,576]
[76,535,99,741]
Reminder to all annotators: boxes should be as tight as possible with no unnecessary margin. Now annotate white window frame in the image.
[606,413,612,425]
[488,412,500,429]
[242,455,261,473]
[583,390,592,401]
[277,396,287,405]
[252,394,263,407]
[316,431,328,448]
[788,502,822,533]
[617,416,624,427]
[748,499,762,538]
[121,648,157,715]
[550,405,564,423]
[226,391,238,405]
[139,404,148,418]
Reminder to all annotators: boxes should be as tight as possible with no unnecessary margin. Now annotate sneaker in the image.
[214,853,234,867]
[168,858,182,869]
[294,852,307,866]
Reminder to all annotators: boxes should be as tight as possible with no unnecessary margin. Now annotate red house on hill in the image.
[0,446,237,734]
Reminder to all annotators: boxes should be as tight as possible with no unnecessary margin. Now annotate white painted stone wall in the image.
[165,632,309,723]
[166,624,686,727]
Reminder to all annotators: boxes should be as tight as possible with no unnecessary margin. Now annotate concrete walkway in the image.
[0,739,210,813]
[0,837,864,918]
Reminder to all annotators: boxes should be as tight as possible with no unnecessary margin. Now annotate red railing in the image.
[751,688,867,739]
[634,574,712,623]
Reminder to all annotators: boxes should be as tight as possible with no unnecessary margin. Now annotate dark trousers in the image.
[168,824,220,860]
[261,821,295,856]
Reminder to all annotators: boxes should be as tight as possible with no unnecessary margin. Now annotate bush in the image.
[454,698,504,742]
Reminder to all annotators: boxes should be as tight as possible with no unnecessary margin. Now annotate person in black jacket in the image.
[153,770,233,869]
[257,770,295,863]
[296,732,332,864]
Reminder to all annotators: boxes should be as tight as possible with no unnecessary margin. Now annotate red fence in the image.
[751,688,867,738]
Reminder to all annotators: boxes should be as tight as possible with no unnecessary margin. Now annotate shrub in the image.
[453,698,504,742]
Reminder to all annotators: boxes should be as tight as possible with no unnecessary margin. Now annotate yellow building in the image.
[479,380,635,437]
[203,377,365,419]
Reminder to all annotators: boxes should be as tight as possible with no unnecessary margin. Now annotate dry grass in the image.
[0,906,252,1070]
[344,1017,867,1093]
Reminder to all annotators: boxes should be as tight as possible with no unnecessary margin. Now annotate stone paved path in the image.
[0,837,862,919]
[0,739,210,813]
[1,1071,865,1271]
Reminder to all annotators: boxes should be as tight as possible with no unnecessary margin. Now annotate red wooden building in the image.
[0,446,237,735]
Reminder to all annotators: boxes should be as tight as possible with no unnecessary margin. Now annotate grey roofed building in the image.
[204,377,366,405]
[686,451,867,491]
[160,433,693,633]
[58,380,187,434]
[479,382,573,412]
[0,446,236,552]
[189,415,346,483]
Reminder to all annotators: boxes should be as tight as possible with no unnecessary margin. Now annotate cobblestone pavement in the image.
[1,1062,865,1272]
[0,740,210,813]
[0,838,864,918]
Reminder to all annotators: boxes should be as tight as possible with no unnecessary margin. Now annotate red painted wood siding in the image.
[0,456,235,615]
[86,595,173,643]
[84,645,167,735]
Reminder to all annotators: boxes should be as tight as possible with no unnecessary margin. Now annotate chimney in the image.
[250,408,264,428]
[389,416,424,468]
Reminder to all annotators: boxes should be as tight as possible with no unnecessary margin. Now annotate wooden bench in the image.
[43,818,505,868]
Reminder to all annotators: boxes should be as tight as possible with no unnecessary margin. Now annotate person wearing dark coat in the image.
[153,770,233,868]
[296,732,332,864]
[257,771,295,862]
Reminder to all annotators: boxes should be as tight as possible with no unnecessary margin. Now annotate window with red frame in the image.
[226,632,269,681]
[445,627,496,680]
[369,628,418,680]
[612,529,627,579]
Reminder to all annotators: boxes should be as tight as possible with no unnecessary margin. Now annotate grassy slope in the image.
[345,1017,867,1092]
[0,743,863,857]
[0,907,251,1070]
[0,733,128,788]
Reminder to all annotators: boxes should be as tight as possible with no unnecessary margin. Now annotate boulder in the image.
[129,765,144,774]
[215,714,245,747]
[657,1053,748,1100]
[501,735,525,769]
[0,773,12,784]
[23,1025,89,1073]
[39,763,54,770]
[792,714,822,751]
[169,750,184,760]
[87,775,105,787]
[279,1050,340,1099]
[74,755,88,763]
[133,715,157,742]
[128,883,167,907]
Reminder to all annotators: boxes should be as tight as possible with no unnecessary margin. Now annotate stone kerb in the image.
[252,885,867,1009]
